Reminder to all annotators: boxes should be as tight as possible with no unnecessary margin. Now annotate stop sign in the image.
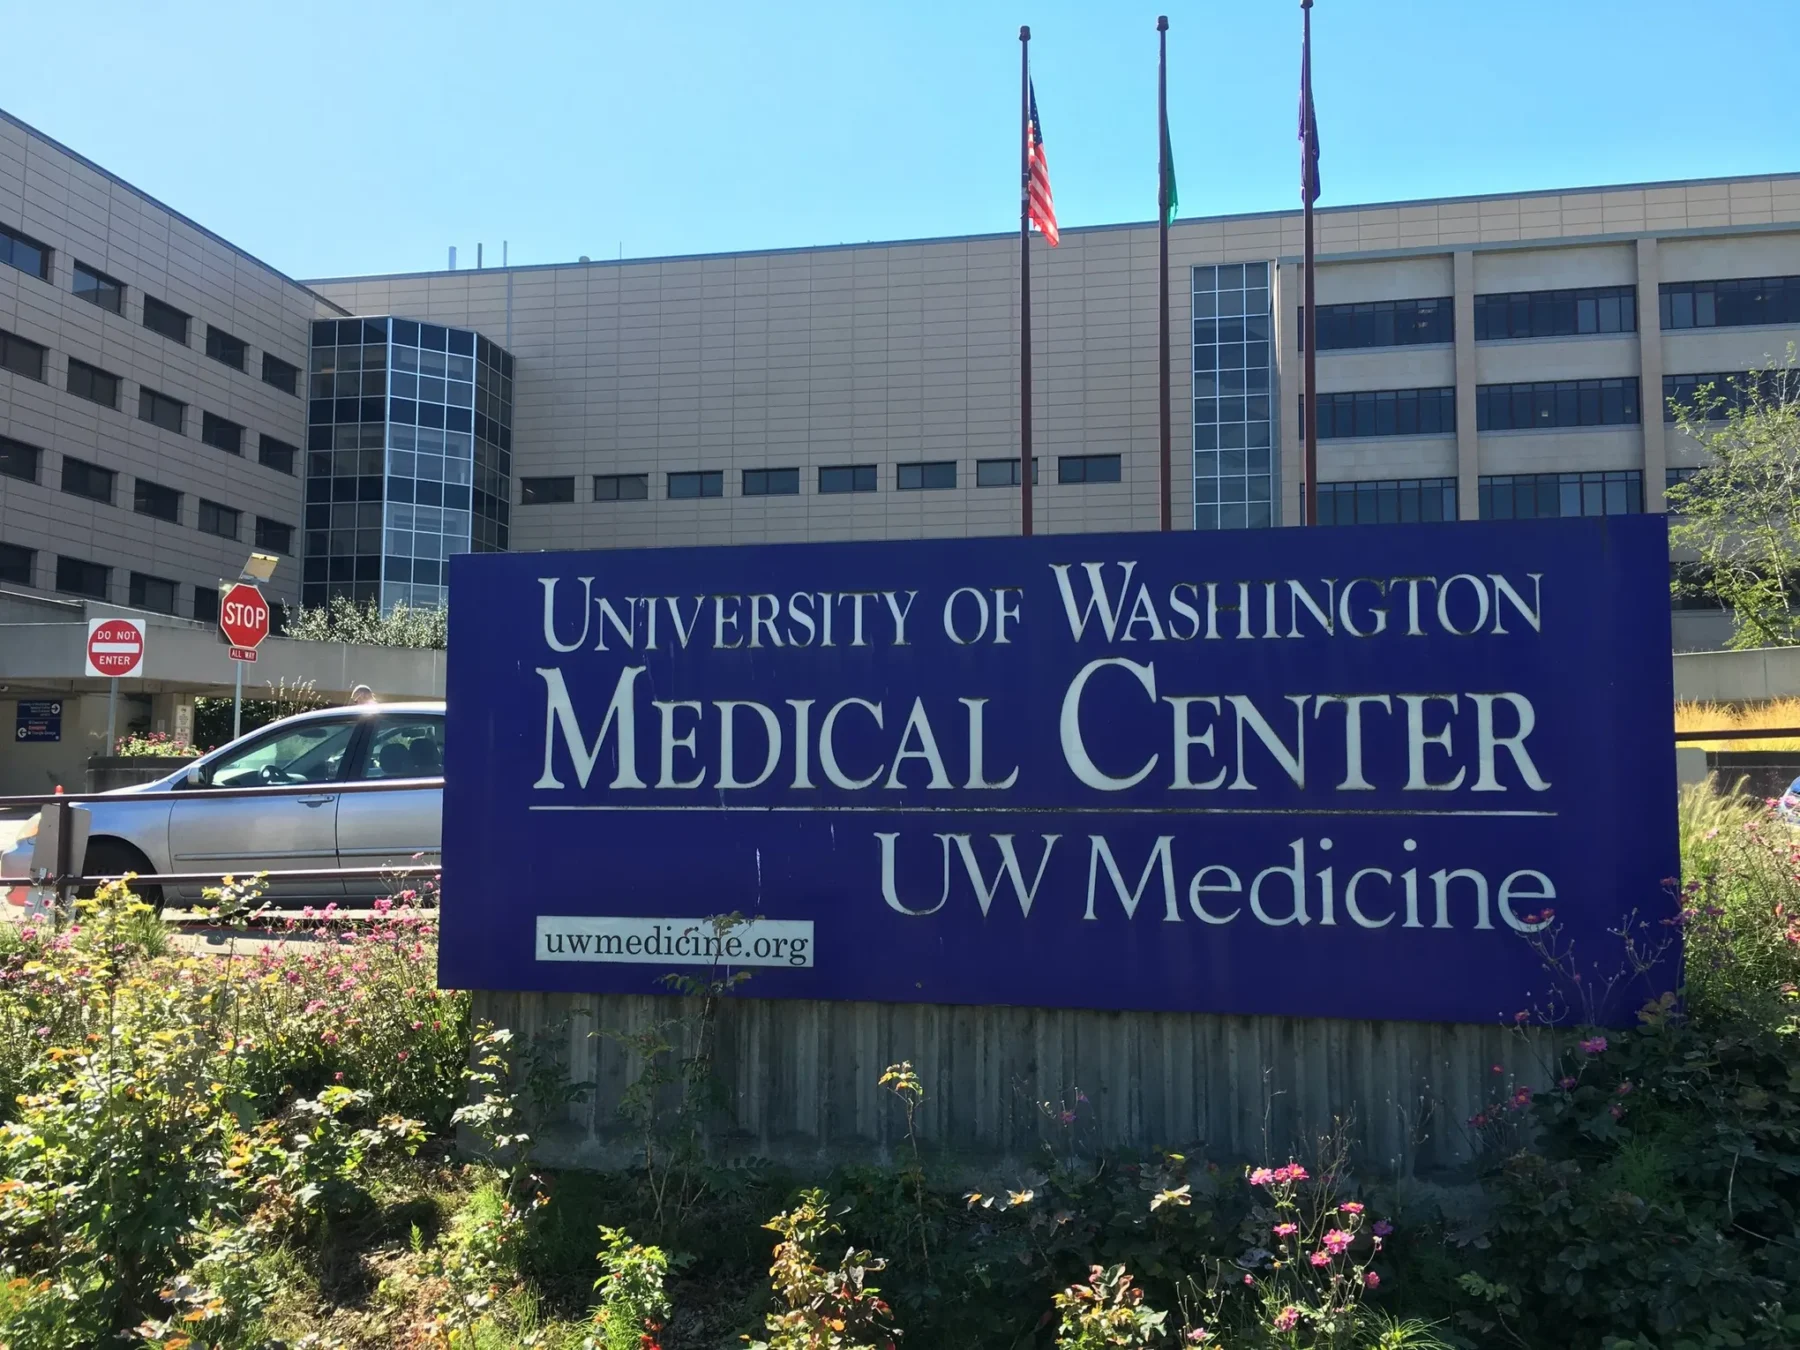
[219,583,270,661]
[85,617,146,678]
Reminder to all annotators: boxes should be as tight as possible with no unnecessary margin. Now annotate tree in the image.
[1667,350,1800,649]
[282,595,448,650]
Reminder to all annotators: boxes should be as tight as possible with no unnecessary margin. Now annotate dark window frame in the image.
[54,555,109,600]
[897,460,957,491]
[1475,378,1640,431]
[1473,285,1638,341]
[593,472,650,501]
[258,435,297,475]
[1659,276,1800,331]
[254,517,294,554]
[1477,470,1644,520]
[0,541,33,586]
[71,261,124,315]
[201,411,245,456]
[1309,387,1457,439]
[1316,477,1458,526]
[818,464,878,494]
[0,434,42,483]
[518,476,575,505]
[193,585,220,623]
[128,571,178,615]
[0,330,47,382]
[138,386,186,434]
[262,352,299,396]
[60,456,115,504]
[1303,296,1453,351]
[205,325,247,371]
[197,498,241,540]
[1057,453,1123,485]
[0,222,52,282]
[742,466,800,497]
[66,357,120,409]
[132,478,181,523]
[141,295,190,344]
[667,469,724,499]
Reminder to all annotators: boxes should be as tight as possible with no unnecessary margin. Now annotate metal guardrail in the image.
[0,777,445,922]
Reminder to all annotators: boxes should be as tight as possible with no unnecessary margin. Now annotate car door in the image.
[334,712,444,902]
[166,716,358,904]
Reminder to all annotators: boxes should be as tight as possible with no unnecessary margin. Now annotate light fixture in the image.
[239,552,279,583]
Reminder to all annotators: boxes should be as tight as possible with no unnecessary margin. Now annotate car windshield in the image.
[202,721,356,788]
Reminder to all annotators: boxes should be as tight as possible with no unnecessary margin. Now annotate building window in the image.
[1317,478,1457,525]
[1662,370,1800,421]
[1476,378,1639,431]
[258,435,297,474]
[198,499,240,540]
[54,555,109,600]
[66,358,120,409]
[1670,561,1722,612]
[61,456,114,504]
[1194,262,1274,529]
[0,330,47,382]
[129,572,177,615]
[818,464,878,494]
[0,222,51,281]
[138,387,186,434]
[743,467,800,496]
[1478,470,1643,519]
[1058,453,1122,484]
[193,585,219,623]
[0,542,32,586]
[206,325,247,370]
[975,457,1037,487]
[668,470,724,499]
[262,352,299,395]
[142,295,189,344]
[133,479,180,523]
[255,517,293,554]
[71,262,124,315]
[897,460,957,490]
[1303,296,1452,351]
[1660,276,1800,330]
[0,435,41,483]
[201,412,245,455]
[1473,286,1637,340]
[1664,466,1701,516]
[1310,387,1456,439]
[594,472,649,501]
[519,476,574,504]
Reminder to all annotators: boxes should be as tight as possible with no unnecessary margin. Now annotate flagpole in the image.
[1157,15,1172,532]
[1301,0,1318,527]
[1019,25,1034,538]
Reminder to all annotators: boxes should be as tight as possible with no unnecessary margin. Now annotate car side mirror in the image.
[182,764,206,788]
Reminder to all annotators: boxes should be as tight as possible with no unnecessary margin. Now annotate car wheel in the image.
[79,839,163,912]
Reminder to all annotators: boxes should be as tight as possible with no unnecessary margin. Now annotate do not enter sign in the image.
[219,583,271,662]
[85,617,146,678]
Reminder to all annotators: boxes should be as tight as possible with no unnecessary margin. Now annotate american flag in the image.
[1027,83,1059,247]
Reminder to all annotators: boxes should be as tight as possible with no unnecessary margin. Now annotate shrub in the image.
[109,731,199,759]
[1051,1264,1166,1348]
[588,1225,671,1350]
[747,1188,901,1350]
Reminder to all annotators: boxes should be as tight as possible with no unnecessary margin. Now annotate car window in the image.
[202,721,357,788]
[358,717,446,781]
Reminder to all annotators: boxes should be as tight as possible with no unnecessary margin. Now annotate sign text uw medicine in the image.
[441,517,1678,1025]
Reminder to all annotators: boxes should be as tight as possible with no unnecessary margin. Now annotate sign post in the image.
[85,618,146,755]
[218,582,271,741]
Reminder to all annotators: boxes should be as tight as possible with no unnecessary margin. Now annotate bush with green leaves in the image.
[284,594,449,650]
[586,1225,671,1350]
[1051,1264,1166,1348]
[746,1188,901,1350]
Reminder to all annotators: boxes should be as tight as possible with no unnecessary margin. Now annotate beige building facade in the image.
[4,105,1800,643]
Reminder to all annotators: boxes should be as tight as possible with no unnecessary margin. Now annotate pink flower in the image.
[1490,1063,1503,1075]
[396,1050,408,1062]
[1249,1167,1275,1186]
[1373,1220,1393,1237]
[1578,1036,1608,1055]
[1616,1081,1633,1096]
[1559,1076,1577,1090]
[1364,1271,1380,1290]
[1272,1222,1298,1238]
[303,1000,326,1015]
[321,1031,338,1045]
[1610,1104,1624,1119]
[1339,1201,1364,1215]
[1273,1307,1299,1332]
[1242,1274,1254,1287]
[1323,1229,1352,1255]
[1309,1250,1332,1267]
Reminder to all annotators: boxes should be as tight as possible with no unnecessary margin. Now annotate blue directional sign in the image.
[14,701,62,744]
[442,516,1678,1026]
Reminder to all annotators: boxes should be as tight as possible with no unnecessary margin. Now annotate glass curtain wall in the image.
[1193,263,1274,529]
[303,317,512,612]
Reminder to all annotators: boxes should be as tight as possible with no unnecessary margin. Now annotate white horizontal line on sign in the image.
[91,642,141,653]
[527,804,1557,819]
[535,916,815,967]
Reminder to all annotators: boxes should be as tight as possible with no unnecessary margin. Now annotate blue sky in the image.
[1,1,1792,280]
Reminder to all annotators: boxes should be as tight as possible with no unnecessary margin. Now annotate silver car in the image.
[2,701,444,910]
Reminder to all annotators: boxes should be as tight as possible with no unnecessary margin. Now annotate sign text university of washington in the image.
[441,517,1677,1026]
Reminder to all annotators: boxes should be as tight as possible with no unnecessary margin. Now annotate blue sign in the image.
[442,516,1677,1026]
[14,701,62,743]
